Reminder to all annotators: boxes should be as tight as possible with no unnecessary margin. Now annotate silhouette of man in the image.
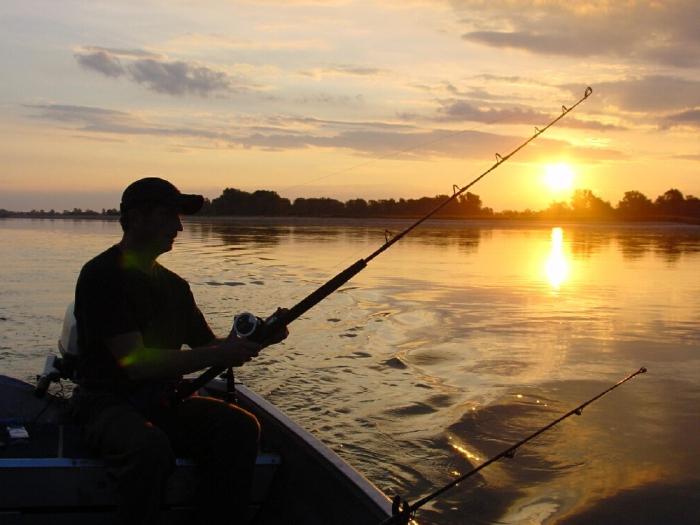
[73,177,286,524]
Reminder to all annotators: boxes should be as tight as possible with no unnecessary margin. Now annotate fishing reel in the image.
[233,312,265,340]
[232,309,287,343]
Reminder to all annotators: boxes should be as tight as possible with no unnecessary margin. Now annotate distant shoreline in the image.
[2,213,699,226]
[0,213,119,220]
[4,186,699,225]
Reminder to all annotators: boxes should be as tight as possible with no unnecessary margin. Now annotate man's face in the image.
[131,205,183,255]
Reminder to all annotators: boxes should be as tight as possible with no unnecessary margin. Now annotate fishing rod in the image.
[176,86,594,401]
[380,367,648,525]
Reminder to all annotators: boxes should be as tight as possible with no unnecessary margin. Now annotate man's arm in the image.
[107,332,264,382]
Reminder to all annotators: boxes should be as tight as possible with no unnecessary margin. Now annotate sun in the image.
[543,163,575,193]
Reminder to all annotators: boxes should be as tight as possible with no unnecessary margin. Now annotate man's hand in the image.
[263,307,290,345]
[216,336,264,368]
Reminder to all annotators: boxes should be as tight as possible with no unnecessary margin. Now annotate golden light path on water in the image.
[544,227,570,289]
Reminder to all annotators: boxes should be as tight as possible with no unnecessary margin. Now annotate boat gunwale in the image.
[207,379,394,519]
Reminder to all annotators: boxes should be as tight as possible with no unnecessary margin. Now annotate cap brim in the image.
[178,194,204,214]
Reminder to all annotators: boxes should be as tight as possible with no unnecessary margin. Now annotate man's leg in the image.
[83,400,176,525]
[160,396,260,524]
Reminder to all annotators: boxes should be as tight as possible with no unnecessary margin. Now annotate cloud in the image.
[26,104,135,128]
[673,154,700,162]
[405,98,623,131]
[79,46,161,59]
[286,115,415,131]
[26,103,623,162]
[560,76,700,113]
[403,80,619,130]
[301,128,626,162]
[293,93,364,106]
[226,127,527,159]
[665,109,700,129]
[74,47,246,97]
[75,50,124,78]
[300,64,386,78]
[126,59,232,96]
[464,29,602,58]
[438,100,546,124]
[322,64,384,76]
[24,104,210,138]
[560,118,625,132]
[455,1,700,68]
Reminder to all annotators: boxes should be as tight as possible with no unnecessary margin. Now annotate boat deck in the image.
[0,375,395,524]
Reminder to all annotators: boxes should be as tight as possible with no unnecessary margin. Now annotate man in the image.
[73,177,286,524]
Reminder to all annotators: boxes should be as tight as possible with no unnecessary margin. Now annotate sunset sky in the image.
[1,1,699,211]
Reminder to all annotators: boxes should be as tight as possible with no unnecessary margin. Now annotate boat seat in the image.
[0,423,281,523]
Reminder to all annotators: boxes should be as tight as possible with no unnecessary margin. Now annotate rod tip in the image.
[585,86,593,97]
[639,366,647,374]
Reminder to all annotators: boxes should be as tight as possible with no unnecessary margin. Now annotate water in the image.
[1,217,699,524]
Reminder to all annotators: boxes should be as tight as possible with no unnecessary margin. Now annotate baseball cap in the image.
[120,177,204,215]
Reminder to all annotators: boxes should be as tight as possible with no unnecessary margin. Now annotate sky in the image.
[1,0,699,212]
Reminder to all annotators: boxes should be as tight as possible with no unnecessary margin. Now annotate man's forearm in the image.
[123,343,226,381]
[107,332,229,381]
[107,332,262,382]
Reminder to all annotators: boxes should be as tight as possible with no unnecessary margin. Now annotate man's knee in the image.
[207,405,260,465]
[128,424,176,474]
[226,407,260,448]
[189,397,260,444]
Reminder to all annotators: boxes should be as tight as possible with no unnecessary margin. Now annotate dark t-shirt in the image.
[74,245,214,398]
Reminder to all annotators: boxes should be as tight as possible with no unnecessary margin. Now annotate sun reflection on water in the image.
[545,227,570,289]
[448,435,482,463]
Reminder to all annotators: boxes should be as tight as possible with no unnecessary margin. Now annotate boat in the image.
[0,307,399,524]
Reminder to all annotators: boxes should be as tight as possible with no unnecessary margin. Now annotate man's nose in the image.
[177,216,183,231]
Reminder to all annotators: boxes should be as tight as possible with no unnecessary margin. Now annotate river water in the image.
[1,217,699,524]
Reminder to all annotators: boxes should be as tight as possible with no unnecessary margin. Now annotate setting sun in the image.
[544,163,575,193]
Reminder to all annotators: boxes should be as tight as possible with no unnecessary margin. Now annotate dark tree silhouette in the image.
[345,198,369,217]
[570,189,614,218]
[655,189,685,216]
[685,195,700,217]
[542,200,572,219]
[207,188,291,216]
[617,191,654,218]
[292,197,345,216]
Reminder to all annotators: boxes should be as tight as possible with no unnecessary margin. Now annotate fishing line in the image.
[380,367,648,525]
[177,86,593,401]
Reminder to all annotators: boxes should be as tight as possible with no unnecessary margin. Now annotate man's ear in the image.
[126,208,145,230]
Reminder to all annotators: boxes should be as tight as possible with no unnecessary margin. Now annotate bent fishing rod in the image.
[380,367,648,525]
[177,86,594,401]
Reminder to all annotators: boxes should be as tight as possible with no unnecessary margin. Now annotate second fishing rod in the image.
[177,86,594,401]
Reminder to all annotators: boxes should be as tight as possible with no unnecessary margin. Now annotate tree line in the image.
[198,187,700,221]
[199,188,489,218]
[0,208,120,218]
[534,188,700,221]
[1,188,699,221]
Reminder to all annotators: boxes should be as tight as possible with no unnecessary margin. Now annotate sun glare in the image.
[544,163,575,193]
[545,227,569,289]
